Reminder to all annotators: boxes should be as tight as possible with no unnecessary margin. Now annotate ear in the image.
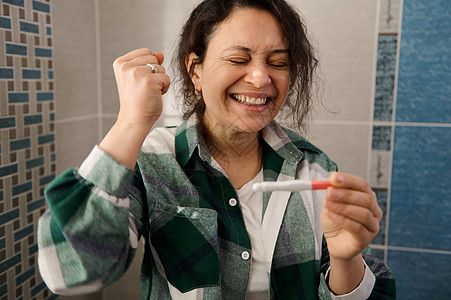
[185,52,202,92]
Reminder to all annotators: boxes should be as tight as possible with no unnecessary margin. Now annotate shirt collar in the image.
[175,115,313,167]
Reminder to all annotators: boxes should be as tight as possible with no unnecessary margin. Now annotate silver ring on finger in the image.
[146,63,158,73]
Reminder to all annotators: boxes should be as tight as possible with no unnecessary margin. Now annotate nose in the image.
[243,62,271,88]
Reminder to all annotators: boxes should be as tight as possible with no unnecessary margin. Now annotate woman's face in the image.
[193,8,290,134]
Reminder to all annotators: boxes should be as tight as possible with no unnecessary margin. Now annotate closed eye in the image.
[229,59,249,64]
[268,60,288,68]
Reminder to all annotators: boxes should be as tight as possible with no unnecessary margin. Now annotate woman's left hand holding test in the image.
[321,172,383,294]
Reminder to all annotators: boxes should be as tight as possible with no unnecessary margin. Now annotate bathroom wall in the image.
[299,0,451,298]
[1,0,449,299]
[0,0,56,299]
[386,0,450,298]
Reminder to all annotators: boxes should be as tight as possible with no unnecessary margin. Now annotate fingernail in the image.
[335,173,344,183]
[328,187,340,198]
[326,200,336,208]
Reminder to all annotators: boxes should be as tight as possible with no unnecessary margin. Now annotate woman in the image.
[38,0,396,299]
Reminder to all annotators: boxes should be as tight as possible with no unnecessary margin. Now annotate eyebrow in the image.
[222,45,289,55]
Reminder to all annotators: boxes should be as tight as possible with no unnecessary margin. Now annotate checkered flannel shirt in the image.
[38,115,396,299]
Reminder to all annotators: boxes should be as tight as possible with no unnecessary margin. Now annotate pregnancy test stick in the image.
[252,180,331,192]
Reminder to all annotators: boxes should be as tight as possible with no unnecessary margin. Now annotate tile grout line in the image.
[371,244,451,255]
[95,0,103,143]
[384,0,405,262]
[366,0,381,184]
[54,114,98,124]
[312,120,451,127]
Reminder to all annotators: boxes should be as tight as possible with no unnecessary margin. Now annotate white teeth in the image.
[233,94,267,106]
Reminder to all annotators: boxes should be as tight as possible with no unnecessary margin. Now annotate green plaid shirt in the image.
[38,116,395,299]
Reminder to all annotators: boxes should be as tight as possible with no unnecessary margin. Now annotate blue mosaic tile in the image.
[39,173,55,186]
[372,189,388,245]
[15,266,35,286]
[32,1,50,13]
[28,243,38,255]
[38,134,54,145]
[374,35,397,122]
[0,253,21,272]
[372,126,392,151]
[22,69,41,79]
[389,126,451,251]
[6,43,27,55]
[368,247,384,261]
[10,138,31,151]
[0,284,6,297]
[35,47,52,57]
[23,114,43,125]
[37,91,53,101]
[388,250,451,299]
[0,209,19,225]
[0,16,12,29]
[25,157,44,169]
[0,117,15,128]
[8,92,29,103]
[27,198,45,213]
[19,21,39,34]
[46,294,59,300]
[12,181,32,196]
[3,0,24,7]
[30,281,46,297]
[0,163,18,177]
[0,68,13,78]
[395,0,451,123]
[1,0,55,298]
[13,224,33,242]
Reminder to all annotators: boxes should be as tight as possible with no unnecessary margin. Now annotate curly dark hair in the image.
[172,0,318,131]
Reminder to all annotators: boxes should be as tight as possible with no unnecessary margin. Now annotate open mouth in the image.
[231,94,270,106]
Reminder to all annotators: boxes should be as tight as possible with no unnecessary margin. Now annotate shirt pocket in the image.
[149,202,220,293]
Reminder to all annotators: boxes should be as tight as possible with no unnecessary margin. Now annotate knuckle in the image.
[112,57,122,69]
[361,180,371,192]
[377,207,383,220]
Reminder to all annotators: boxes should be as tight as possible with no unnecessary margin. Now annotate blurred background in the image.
[0,0,449,299]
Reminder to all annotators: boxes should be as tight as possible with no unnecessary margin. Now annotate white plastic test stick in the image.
[252,180,331,192]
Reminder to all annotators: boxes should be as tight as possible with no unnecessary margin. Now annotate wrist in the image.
[328,254,365,295]
[99,119,155,169]
[115,115,156,133]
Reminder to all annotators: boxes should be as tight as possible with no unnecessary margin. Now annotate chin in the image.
[233,118,271,133]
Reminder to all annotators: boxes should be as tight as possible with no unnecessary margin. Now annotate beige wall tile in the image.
[292,0,379,122]
[308,123,371,178]
[53,0,99,120]
[55,118,99,173]
[101,116,116,139]
[60,292,103,300]
[99,0,166,115]
[103,241,144,300]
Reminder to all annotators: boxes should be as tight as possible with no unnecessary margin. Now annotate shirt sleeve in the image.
[321,239,396,299]
[38,146,146,295]
[325,259,375,300]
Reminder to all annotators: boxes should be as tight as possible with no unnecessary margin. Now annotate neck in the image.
[202,118,263,176]
[208,127,260,160]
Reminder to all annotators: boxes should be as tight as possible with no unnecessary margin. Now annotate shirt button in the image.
[229,198,237,207]
[241,251,250,260]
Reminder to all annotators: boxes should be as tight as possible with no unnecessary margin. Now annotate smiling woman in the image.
[37,0,395,299]
[190,8,290,135]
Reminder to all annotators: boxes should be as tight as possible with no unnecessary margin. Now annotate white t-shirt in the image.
[236,169,269,299]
